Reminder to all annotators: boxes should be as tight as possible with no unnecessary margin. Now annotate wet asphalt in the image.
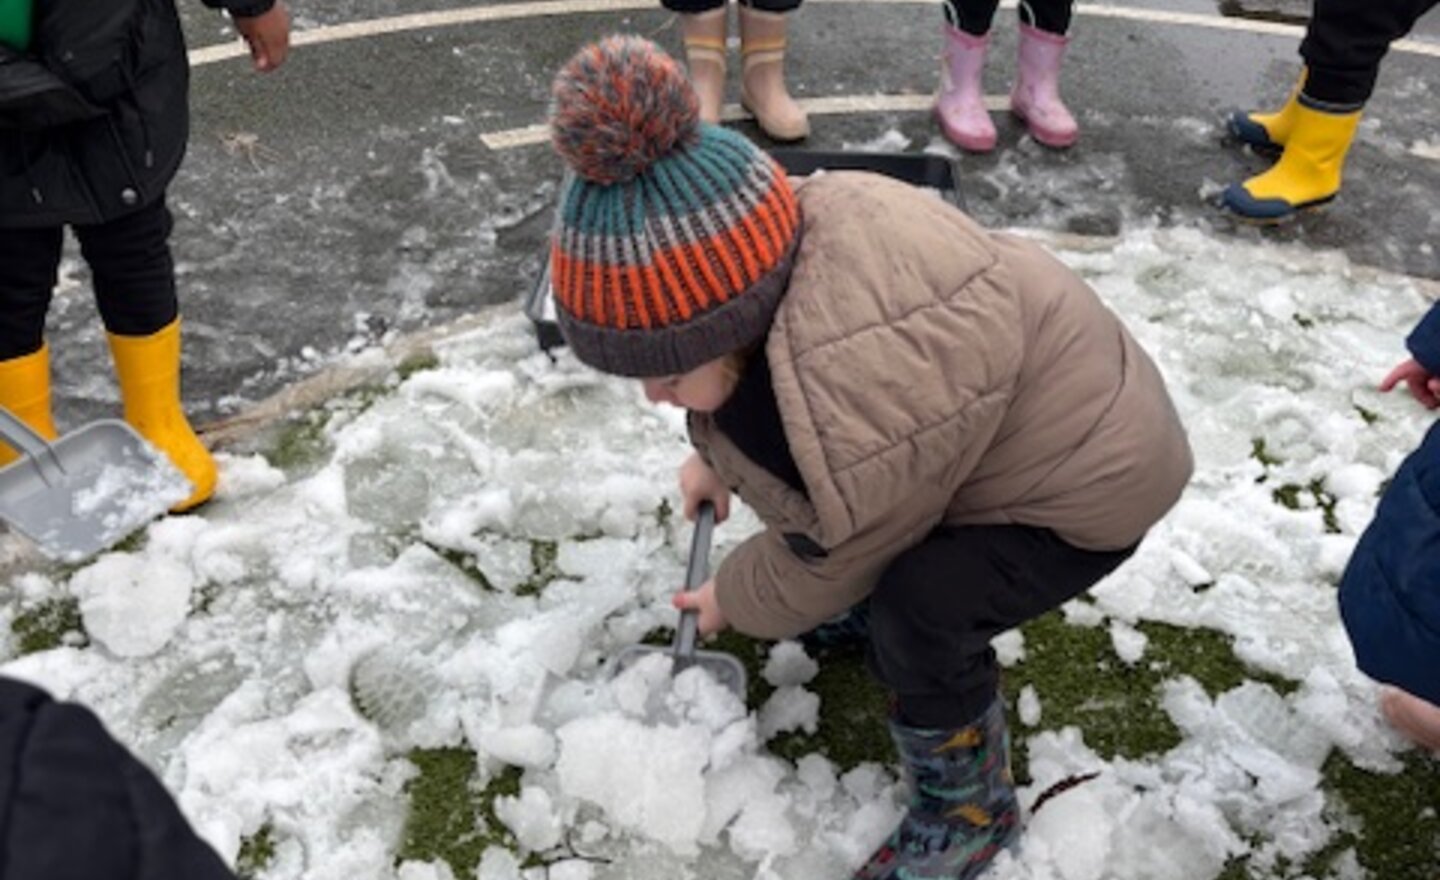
[34,0,1440,430]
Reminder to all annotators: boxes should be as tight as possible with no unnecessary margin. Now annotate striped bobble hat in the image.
[549,34,802,378]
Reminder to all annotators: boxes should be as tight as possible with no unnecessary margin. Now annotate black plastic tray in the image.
[524,150,966,351]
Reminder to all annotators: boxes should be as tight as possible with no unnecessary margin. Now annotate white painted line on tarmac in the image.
[188,0,1440,67]
[481,92,984,149]
[188,0,1439,160]
[189,0,655,66]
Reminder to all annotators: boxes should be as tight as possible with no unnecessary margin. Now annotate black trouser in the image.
[663,0,802,14]
[0,198,178,361]
[945,0,1073,37]
[866,524,1135,729]
[1300,0,1438,107]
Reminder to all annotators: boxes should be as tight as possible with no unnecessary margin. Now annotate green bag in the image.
[0,0,32,51]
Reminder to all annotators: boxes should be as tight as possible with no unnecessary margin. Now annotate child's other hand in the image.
[1380,358,1440,409]
[234,1,291,73]
[673,578,728,636]
[679,451,731,523]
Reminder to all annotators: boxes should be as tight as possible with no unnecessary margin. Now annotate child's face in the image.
[641,358,739,413]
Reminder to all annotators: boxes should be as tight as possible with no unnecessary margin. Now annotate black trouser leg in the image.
[72,197,178,338]
[866,524,1135,728]
[1300,0,1439,107]
[944,0,1072,36]
[0,226,64,360]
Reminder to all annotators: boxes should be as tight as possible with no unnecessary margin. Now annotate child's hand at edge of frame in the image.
[233,1,291,73]
[1380,357,1440,410]
[673,578,729,637]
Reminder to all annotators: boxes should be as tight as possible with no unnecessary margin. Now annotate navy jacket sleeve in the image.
[1406,301,1440,376]
[201,0,278,18]
[0,678,235,880]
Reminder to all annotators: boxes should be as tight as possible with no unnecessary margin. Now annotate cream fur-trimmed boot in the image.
[738,6,809,141]
[681,7,728,124]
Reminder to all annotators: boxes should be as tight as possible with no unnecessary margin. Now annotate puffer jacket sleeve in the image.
[1406,301,1440,376]
[0,677,235,880]
[200,0,277,17]
[713,389,1012,640]
[1338,422,1440,707]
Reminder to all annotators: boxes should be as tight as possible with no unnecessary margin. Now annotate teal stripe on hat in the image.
[650,155,705,223]
[559,153,786,267]
[574,183,608,236]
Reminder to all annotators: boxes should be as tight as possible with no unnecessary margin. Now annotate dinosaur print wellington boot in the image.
[855,697,1020,880]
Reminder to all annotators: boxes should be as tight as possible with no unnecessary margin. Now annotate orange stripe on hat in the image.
[590,262,605,324]
[654,248,694,318]
[569,249,587,319]
[683,239,731,304]
[752,199,785,261]
[735,214,769,280]
[647,261,686,322]
[664,245,709,314]
[551,249,570,314]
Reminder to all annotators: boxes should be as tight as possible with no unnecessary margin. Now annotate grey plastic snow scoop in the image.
[0,405,189,562]
[614,502,748,699]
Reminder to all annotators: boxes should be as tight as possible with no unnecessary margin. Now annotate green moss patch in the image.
[515,540,566,597]
[1271,479,1340,533]
[236,823,277,879]
[1310,749,1440,880]
[768,644,891,770]
[398,747,528,876]
[11,597,86,655]
[427,543,496,591]
[396,353,440,381]
[264,383,394,472]
[266,411,333,471]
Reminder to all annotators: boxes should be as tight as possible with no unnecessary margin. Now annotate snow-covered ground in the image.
[2,221,1435,880]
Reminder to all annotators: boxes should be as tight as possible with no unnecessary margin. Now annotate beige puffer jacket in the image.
[689,172,1193,640]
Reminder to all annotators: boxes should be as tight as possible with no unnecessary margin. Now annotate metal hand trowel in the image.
[613,501,747,700]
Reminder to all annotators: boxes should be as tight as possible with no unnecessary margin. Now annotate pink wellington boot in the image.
[1011,23,1078,148]
[935,25,996,153]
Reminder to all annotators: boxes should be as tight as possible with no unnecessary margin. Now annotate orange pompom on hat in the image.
[549,34,802,378]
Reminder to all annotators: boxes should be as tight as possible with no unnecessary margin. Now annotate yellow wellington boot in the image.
[738,6,809,142]
[1228,69,1307,153]
[682,8,728,125]
[107,319,217,511]
[0,344,59,467]
[1221,100,1361,222]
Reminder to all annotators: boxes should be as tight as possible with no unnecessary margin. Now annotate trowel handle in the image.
[0,405,64,485]
[673,501,716,661]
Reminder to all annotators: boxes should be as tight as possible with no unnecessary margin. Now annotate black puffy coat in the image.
[0,0,272,228]
[0,676,235,880]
